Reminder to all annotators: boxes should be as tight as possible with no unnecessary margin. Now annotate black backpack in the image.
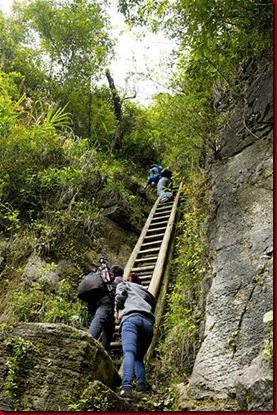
[77,258,113,302]
[160,168,172,178]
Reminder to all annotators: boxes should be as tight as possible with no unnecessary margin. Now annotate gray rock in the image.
[187,56,273,403]
[235,355,273,411]
[0,323,121,411]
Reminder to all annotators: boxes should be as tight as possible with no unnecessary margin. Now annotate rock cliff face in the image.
[0,323,125,411]
[188,54,273,410]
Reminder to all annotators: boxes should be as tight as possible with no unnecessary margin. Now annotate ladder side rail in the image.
[123,197,161,279]
[148,182,183,297]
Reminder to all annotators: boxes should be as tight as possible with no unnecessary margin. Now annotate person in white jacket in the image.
[115,273,156,400]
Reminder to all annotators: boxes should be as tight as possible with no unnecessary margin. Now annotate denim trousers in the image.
[88,295,115,351]
[121,314,154,387]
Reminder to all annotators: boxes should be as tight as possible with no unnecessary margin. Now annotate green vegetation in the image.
[3,336,37,406]
[0,0,272,410]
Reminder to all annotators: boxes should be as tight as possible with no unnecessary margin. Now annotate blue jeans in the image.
[121,314,154,387]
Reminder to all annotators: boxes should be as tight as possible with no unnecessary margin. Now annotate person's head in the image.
[127,272,141,284]
[161,168,172,179]
[111,265,124,278]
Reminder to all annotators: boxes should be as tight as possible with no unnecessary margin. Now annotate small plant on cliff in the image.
[3,336,37,405]
[68,394,113,411]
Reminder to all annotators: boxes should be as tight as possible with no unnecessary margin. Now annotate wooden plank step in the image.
[156,204,173,211]
[153,209,171,215]
[155,203,172,214]
[110,341,122,348]
[141,276,151,281]
[131,265,155,271]
[141,240,162,247]
[154,210,172,216]
[146,226,167,233]
[135,269,152,275]
[156,202,173,207]
[149,220,168,227]
[136,274,153,279]
[134,256,158,263]
[155,206,172,212]
[137,274,153,280]
[138,247,160,254]
[136,254,159,261]
[144,233,164,240]
[151,214,170,225]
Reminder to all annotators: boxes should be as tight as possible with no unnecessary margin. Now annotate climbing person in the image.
[115,272,156,400]
[157,168,173,203]
[87,265,124,353]
[143,163,163,189]
[144,173,161,189]
[149,163,163,177]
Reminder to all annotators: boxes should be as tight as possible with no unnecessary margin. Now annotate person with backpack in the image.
[149,163,162,176]
[79,263,124,353]
[115,272,156,400]
[143,163,162,189]
[157,168,173,203]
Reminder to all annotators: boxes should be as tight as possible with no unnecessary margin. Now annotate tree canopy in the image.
[0,0,273,228]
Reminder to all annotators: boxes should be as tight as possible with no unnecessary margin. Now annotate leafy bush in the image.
[10,278,87,327]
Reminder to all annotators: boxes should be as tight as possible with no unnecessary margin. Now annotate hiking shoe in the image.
[135,382,148,393]
[119,386,133,400]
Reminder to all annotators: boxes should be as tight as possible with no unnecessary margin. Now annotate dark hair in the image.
[111,266,124,277]
[161,168,172,178]
[127,272,141,284]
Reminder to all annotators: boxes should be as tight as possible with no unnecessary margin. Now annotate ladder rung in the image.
[131,265,155,271]
[138,274,152,280]
[147,226,167,233]
[151,214,170,224]
[144,233,164,239]
[110,341,122,347]
[155,210,172,216]
[149,220,168,227]
[138,247,160,254]
[134,256,158,263]
[141,241,162,247]
[154,208,171,213]
[157,202,173,209]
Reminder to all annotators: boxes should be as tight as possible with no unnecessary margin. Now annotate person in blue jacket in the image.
[144,164,162,189]
[115,273,156,400]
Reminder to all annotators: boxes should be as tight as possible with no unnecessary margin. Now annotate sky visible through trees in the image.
[108,2,176,105]
[0,0,176,105]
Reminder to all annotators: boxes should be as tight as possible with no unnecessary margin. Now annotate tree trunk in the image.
[105,69,123,151]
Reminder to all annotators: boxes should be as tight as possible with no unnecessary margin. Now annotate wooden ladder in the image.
[110,183,183,361]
